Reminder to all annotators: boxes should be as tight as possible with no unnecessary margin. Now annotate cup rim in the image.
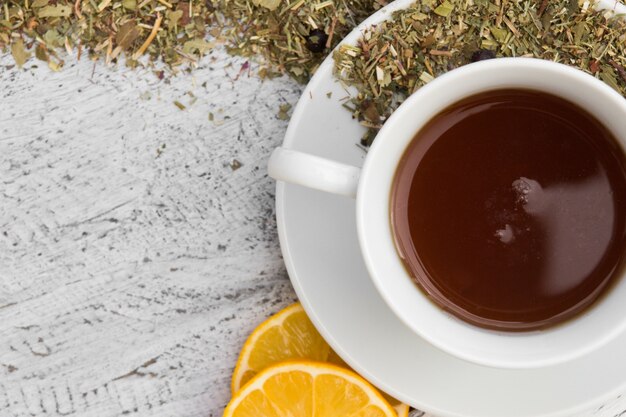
[356,57,626,369]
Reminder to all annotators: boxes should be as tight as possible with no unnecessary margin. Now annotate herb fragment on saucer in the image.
[332,0,626,147]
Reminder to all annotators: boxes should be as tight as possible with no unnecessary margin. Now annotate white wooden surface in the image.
[0,48,302,417]
[1,47,625,417]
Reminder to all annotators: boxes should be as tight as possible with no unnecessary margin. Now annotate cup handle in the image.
[268,147,361,199]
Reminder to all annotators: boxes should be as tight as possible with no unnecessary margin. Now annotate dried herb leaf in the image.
[252,0,282,11]
[434,0,454,17]
[37,5,72,18]
[43,30,64,48]
[48,60,62,71]
[122,0,137,10]
[490,26,508,43]
[31,0,50,8]
[167,10,183,30]
[116,22,140,50]
[11,39,29,68]
[35,44,49,62]
[182,39,214,55]
[277,103,292,120]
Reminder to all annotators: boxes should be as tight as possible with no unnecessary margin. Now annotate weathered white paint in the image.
[0,48,301,417]
[0,47,624,417]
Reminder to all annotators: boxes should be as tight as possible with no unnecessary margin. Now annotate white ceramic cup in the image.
[267,58,626,369]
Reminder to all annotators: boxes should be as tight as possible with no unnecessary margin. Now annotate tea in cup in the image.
[268,58,626,368]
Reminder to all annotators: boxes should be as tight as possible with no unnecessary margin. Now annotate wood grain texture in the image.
[0,47,624,417]
[0,49,300,417]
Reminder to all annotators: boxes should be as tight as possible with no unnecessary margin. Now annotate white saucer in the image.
[275,1,626,415]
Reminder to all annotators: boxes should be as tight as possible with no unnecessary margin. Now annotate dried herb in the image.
[333,0,626,146]
[277,103,292,120]
[470,49,496,62]
[306,29,329,53]
[214,0,384,83]
[3,0,626,148]
[0,0,382,79]
[10,38,30,68]
[230,159,243,170]
[0,0,216,71]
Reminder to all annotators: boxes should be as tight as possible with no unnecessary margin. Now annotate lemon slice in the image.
[224,361,397,417]
[231,302,410,417]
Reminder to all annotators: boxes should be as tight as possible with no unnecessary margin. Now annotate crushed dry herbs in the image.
[217,0,385,82]
[3,0,626,150]
[0,0,217,71]
[333,0,626,146]
[0,0,382,76]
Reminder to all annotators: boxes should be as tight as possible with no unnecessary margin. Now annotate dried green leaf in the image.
[600,66,620,90]
[574,22,586,45]
[48,59,62,72]
[31,0,49,8]
[434,0,454,17]
[167,10,183,30]
[122,0,137,10]
[491,26,508,43]
[290,67,304,76]
[182,39,214,54]
[37,5,72,18]
[252,0,282,11]
[35,44,49,62]
[116,22,140,50]
[277,103,292,120]
[11,39,29,68]
[43,29,64,48]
